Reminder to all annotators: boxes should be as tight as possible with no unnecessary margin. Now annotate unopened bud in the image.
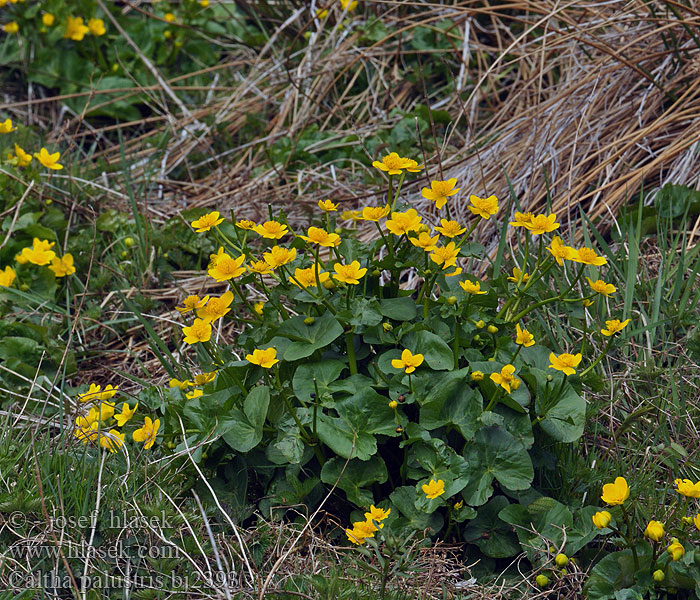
[447,296,457,305]
[304,316,315,325]
[487,325,498,334]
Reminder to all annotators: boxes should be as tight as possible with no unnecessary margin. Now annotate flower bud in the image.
[487,325,498,334]
[418,224,430,233]
[471,371,484,381]
[20,283,29,291]
[535,574,549,588]
[372,269,381,277]
[653,570,665,582]
[644,520,664,542]
[592,510,611,529]
[397,395,405,402]
[382,322,393,332]
[388,400,398,409]
[395,426,403,433]
[120,250,128,259]
[323,279,335,289]
[447,296,457,305]
[304,316,315,325]
[554,554,569,567]
[667,541,684,561]
[475,319,485,329]
[124,236,135,248]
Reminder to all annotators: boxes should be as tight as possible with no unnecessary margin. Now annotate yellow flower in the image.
[467,194,499,220]
[346,519,377,545]
[91,402,116,422]
[435,219,466,238]
[114,402,138,427]
[78,383,103,403]
[546,236,575,266]
[88,18,106,36]
[200,0,210,6]
[164,12,176,22]
[169,378,191,389]
[99,429,125,453]
[385,209,423,237]
[489,364,520,394]
[693,514,700,531]
[454,500,464,509]
[333,261,367,285]
[98,384,118,401]
[191,211,224,232]
[507,267,529,283]
[421,178,460,209]
[644,520,665,542]
[13,143,32,167]
[674,478,700,498]
[601,319,631,337]
[298,226,341,247]
[592,510,611,529]
[196,290,234,322]
[509,211,533,227]
[182,318,212,344]
[248,260,274,275]
[360,205,391,222]
[391,349,424,374]
[341,210,361,221]
[459,279,486,294]
[133,416,160,449]
[372,152,423,175]
[64,16,90,41]
[587,278,616,297]
[236,219,256,230]
[471,370,484,381]
[186,389,203,399]
[515,324,535,347]
[523,213,559,235]
[667,541,684,561]
[74,419,99,444]
[246,347,279,368]
[548,352,582,376]
[340,0,358,10]
[571,247,607,266]
[445,267,462,277]
[364,505,391,524]
[34,147,63,170]
[429,242,459,269]
[19,238,56,266]
[42,13,55,26]
[409,232,439,251]
[253,301,264,316]
[0,265,16,287]
[175,294,209,314]
[49,254,75,277]
[582,299,593,307]
[422,479,445,499]
[208,251,246,282]
[263,246,296,269]
[318,199,337,212]
[0,118,16,133]
[3,22,19,34]
[388,400,398,409]
[601,476,629,505]
[193,371,217,386]
[253,221,289,239]
[291,265,330,288]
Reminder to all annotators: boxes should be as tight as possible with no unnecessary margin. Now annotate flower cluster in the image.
[345,505,391,545]
[3,237,76,288]
[73,383,160,453]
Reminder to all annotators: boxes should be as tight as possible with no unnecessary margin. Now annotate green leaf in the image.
[276,312,344,361]
[416,369,483,439]
[320,456,388,507]
[463,496,521,558]
[292,360,346,402]
[584,544,653,600]
[221,386,270,453]
[407,330,453,370]
[379,296,417,321]
[538,381,586,443]
[316,412,377,460]
[389,486,444,532]
[462,427,534,506]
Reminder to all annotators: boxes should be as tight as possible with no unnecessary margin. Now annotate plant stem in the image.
[346,330,357,375]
